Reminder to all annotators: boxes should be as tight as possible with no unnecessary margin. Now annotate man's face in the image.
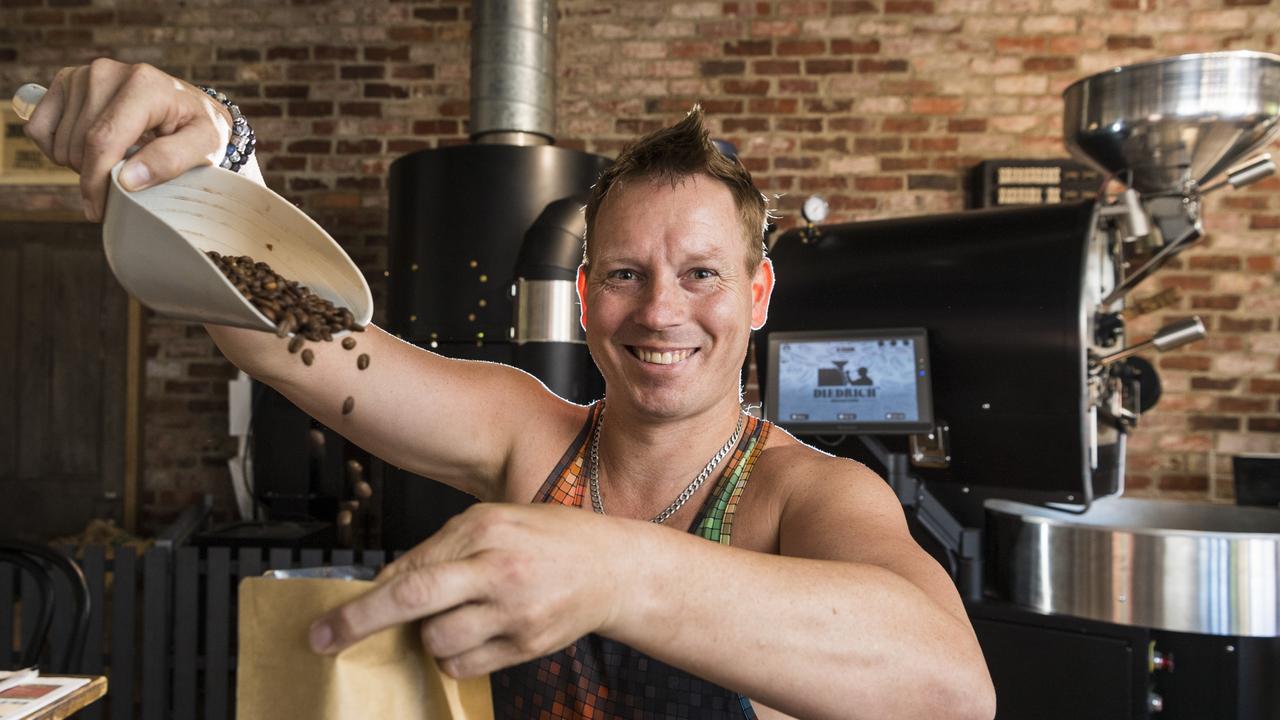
[576,174,773,420]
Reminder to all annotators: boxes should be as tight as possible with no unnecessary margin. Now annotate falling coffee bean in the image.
[357,353,369,370]
[342,396,355,415]
[342,337,357,350]
[354,480,373,499]
[301,349,314,366]
[288,336,305,354]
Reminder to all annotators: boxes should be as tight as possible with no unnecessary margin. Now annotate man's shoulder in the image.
[757,425,880,485]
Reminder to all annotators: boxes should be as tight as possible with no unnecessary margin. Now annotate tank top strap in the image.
[531,401,601,507]
[533,404,773,548]
[689,414,771,545]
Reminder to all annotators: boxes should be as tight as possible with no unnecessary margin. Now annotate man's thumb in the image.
[117,124,215,191]
[118,159,152,191]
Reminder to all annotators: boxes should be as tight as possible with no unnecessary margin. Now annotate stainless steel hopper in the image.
[987,497,1280,637]
[1064,51,1280,195]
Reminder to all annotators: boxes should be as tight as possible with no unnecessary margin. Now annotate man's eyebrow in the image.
[593,255,641,267]
[595,248,728,267]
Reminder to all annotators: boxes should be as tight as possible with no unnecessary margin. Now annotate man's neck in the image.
[593,394,746,519]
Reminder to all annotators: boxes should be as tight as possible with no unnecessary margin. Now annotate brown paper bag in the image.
[236,577,494,719]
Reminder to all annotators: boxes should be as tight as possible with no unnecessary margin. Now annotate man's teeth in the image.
[632,348,693,365]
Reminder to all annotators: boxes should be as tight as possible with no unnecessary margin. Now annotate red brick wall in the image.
[2,0,1277,528]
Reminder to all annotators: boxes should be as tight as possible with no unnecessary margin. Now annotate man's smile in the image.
[626,345,699,365]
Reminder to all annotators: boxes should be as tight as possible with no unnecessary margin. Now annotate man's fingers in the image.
[80,79,221,221]
[438,637,524,679]
[51,66,86,169]
[419,602,502,659]
[23,68,71,158]
[68,64,123,175]
[81,120,211,222]
[310,560,482,655]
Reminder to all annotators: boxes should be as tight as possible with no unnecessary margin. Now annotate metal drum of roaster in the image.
[513,194,604,404]
[387,144,610,356]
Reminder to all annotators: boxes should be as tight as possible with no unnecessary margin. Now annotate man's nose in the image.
[634,276,685,330]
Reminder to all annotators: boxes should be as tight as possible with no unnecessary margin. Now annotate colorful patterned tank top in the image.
[491,402,772,719]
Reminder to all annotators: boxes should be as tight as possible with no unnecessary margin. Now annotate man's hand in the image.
[22,58,232,222]
[308,504,633,677]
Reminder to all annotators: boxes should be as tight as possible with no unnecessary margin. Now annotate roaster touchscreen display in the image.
[766,329,933,434]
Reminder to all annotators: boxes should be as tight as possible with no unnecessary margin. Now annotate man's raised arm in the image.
[206,322,572,500]
[20,57,574,501]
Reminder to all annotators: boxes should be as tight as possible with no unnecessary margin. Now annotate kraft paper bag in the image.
[237,576,494,719]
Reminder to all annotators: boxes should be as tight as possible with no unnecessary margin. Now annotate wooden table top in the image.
[23,676,107,720]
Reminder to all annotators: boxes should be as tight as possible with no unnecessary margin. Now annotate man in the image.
[25,59,996,719]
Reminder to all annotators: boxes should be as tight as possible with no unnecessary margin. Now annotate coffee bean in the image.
[205,250,364,338]
[288,336,305,354]
[354,480,373,499]
[301,349,314,366]
[342,337,357,350]
[342,396,355,415]
[357,353,369,370]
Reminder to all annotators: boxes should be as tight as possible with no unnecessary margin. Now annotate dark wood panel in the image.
[1,222,130,539]
[17,235,52,480]
[0,562,12,668]
[109,548,136,720]
[172,547,198,720]
[49,238,105,476]
[205,547,231,720]
[96,230,129,520]
[141,548,169,720]
[0,241,16,480]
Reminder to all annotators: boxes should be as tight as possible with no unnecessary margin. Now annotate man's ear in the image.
[751,258,775,331]
[576,264,589,331]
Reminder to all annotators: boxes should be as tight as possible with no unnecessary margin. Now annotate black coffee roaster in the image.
[759,52,1280,720]
[377,0,610,548]
[760,201,1119,514]
[381,146,608,547]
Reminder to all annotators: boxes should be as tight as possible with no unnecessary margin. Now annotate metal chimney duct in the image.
[470,0,557,145]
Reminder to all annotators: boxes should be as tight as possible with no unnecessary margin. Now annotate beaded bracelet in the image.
[197,85,256,173]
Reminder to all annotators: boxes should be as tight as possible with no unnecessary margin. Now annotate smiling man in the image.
[305,108,996,720]
[25,59,994,718]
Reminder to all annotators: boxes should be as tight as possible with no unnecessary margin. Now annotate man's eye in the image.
[610,269,637,281]
[691,269,717,280]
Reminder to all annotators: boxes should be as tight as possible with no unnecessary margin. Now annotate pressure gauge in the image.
[802,195,829,224]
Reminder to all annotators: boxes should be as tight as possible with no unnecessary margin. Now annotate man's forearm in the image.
[204,322,293,384]
[604,522,992,720]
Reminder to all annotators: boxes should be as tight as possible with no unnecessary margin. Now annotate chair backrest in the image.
[0,541,91,672]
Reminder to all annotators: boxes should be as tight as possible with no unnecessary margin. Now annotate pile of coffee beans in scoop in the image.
[206,251,371,415]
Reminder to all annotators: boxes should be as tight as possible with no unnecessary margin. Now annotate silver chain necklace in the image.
[588,406,745,524]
